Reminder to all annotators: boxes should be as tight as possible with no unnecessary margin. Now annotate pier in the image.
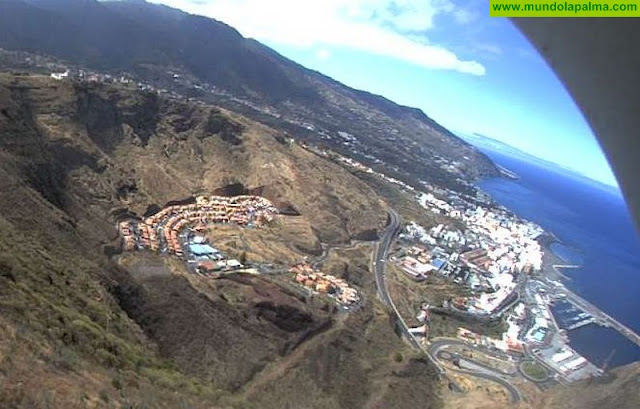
[566,316,596,331]
[562,287,640,348]
[496,164,519,179]
[552,264,580,281]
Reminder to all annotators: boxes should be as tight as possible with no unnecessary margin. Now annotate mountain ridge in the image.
[0,2,637,408]
[0,0,499,193]
[0,72,446,408]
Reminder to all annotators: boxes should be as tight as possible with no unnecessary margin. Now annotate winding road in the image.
[373,210,402,308]
[372,210,522,403]
[372,210,447,376]
[430,339,523,403]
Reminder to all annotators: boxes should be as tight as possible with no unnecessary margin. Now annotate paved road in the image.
[430,339,518,366]
[436,351,516,377]
[312,240,372,269]
[429,339,522,403]
[373,210,402,308]
[372,210,445,371]
[373,210,419,346]
[459,369,522,404]
[371,214,522,403]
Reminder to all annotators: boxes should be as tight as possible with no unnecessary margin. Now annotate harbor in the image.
[479,144,640,369]
[548,281,640,349]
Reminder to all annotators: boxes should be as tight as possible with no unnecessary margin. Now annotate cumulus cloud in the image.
[150,0,486,76]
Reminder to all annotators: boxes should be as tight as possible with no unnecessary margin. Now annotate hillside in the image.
[540,362,640,409]
[0,0,499,194]
[0,73,637,409]
[0,73,445,408]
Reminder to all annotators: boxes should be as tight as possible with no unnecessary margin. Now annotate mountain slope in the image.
[0,0,499,193]
[0,72,447,408]
[541,362,640,409]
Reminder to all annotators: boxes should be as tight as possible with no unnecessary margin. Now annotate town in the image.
[118,194,360,308]
[119,195,278,257]
[386,182,615,387]
[30,51,634,399]
[282,142,639,389]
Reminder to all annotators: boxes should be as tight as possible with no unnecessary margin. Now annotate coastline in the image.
[478,147,640,368]
[552,265,580,281]
[537,232,581,282]
[496,163,519,180]
[536,233,640,366]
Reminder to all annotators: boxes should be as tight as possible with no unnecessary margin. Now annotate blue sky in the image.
[149,0,618,187]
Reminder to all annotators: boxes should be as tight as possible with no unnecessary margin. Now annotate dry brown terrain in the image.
[540,362,640,409]
[205,216,321,265]
[0,73,439,408]
[0,73,637,409]
[444,361,640,409]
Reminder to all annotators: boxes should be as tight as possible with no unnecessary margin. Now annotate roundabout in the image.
[519,360,550,382]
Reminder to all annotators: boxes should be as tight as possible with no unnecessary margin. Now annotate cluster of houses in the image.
[119,195,279,256]
[457,327,524,354]
[524,292,555,345]
[393,237,519,317]
[290,263,360,306]
[400,188,605,382]
[394,245,447,281]
[186,235,244,275]
[393,188,546,319]
[416,192,544,274]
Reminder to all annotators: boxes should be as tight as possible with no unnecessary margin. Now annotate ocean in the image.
[477,148,640,369]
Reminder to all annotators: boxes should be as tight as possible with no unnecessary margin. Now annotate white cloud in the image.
[149,0,486,76]
[451,8,479,25]
[476,43,503,56]
[315,49,331,61]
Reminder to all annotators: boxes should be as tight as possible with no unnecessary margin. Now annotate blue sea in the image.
[477,148,640,368]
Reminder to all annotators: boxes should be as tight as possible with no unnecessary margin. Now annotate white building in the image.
[51,71,69,80]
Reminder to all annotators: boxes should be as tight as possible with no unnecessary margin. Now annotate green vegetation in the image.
[521,360,549,381]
